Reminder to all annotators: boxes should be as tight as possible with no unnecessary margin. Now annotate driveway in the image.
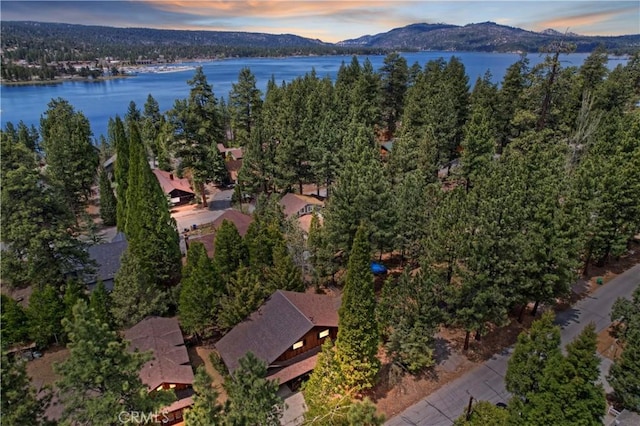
[386,264,640,425]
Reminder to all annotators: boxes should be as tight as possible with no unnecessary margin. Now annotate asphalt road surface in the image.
[386,264,640,426]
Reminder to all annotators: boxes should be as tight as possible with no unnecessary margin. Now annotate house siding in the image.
[275,326,337,362]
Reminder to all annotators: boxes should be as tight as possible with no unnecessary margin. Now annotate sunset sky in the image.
[1,1,638,43]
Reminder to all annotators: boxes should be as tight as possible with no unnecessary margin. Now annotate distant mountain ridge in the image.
[1,20,638,61]
[1,21,330,48]
[337,21,640,53]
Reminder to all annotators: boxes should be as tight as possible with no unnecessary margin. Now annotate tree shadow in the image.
[553,306,582,329]
[433,336,452,365]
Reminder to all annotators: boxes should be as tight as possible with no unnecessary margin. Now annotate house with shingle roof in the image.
[280,193,324,219]
[152,169,195,206]
[216,290,340,387]
[187,210,253,258]
[124,317,195,425]
[85,239,128,292]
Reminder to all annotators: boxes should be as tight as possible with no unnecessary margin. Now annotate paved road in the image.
[387,264,640,426]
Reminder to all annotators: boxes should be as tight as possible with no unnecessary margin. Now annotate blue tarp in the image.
[370,262,388,275]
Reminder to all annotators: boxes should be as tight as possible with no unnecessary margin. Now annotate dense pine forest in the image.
[1,47,639,424]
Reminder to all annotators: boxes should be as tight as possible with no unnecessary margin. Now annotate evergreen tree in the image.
[245,219,284,272]
[1,350,51,425]
[576,112,640,269]
[40,98,98,217]
[505,311,562,399]
[0,294,30,347]
[460,105,495,191]
[273,75,315,193]
[98,165,117,226]
[112,116,130,230]
[56,300,174,424]
[218,267,270,331]
[229,67,263,147]
[26,284,64,347]
[110,250,167,327]
[379,52,408,138]
[62,279,87,328]
[239,78,280,194]
[183,367,224,426]
[141,94,163,164]
[453,401,509,426]
[267,243,305,292]
[323,124,393,258]
[89,281,114,328]
[224,352,283,426]
[179,242,221,338]
[303,339,347,423]
[496,56,529,150]
[169,67,227,206]
[378,269,443,373]
[348,58,382,129]
[505,134,581,318]
[213,220,248,282]
[515,324,605,425]
[335,225,380,391]
[304,340,384,426]
[392,169,431,259]
[608,288,640,411]
[124,120,182,287]
[1,129,90,287]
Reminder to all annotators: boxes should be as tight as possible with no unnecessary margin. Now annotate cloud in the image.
[530,4,639,35]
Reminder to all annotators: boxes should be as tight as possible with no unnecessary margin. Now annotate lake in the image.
[0,51,613,139]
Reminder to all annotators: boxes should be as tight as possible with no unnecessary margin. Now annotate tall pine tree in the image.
[335,225,380,391]
[124,120,181,287]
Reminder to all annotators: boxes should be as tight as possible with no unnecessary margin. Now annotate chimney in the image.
[169,173,174,180]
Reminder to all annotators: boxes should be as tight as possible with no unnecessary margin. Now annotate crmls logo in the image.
[118,411,169,424]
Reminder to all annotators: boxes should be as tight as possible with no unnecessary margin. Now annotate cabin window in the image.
[169,384,176,389]
[292,340,304,350]
[319,329,330,339]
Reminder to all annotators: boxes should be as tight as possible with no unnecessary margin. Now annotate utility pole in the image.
[466,395,474,420]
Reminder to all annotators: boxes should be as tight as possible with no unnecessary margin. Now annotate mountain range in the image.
[1,21,639,60]
[337,22,640,53]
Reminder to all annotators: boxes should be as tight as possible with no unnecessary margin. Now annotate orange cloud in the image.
[533,7,638,33]
[141,0,409,21]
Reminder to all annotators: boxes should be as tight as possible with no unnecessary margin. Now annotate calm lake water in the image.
[0,51,615,139]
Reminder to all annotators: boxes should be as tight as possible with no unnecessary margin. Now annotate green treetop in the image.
[335,225,380,391]
[183,366,224,426]
[124,120,182,287]
[55,300,174,425]
[223,352,283,426]
[179,242,221,338]
[40,98,98,218]
[608,287,640,412]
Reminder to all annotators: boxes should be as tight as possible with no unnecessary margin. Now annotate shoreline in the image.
[0,74,133,87]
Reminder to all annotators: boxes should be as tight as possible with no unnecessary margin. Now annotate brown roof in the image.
[296,214,323,234]
[280,193,324,218]
[152,169,194,196]
[215,290,340,374]
[188,210,253,257]
[225,159,243,182]
[267,353,319,384]
[217,144,244,160]
[124,317,194,391]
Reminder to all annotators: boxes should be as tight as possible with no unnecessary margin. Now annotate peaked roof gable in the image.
[124,317,194,390]
[152,169,194,196]
[280,193,324,217]
[86,239,128,285]
[216,290,340,374]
